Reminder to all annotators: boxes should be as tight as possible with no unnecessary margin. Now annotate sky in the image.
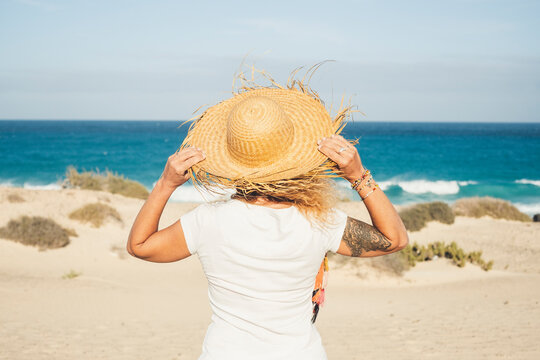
[0,0,539,122]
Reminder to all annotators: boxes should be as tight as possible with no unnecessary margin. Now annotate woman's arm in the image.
[317,135,409,257]
[126,147,205,262]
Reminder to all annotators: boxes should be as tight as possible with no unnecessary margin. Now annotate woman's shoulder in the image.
[205,198,242,209]
[187,198,247,214]
[187,198,346,224]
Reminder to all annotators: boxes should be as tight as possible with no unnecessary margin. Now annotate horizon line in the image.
[1,119,539,124]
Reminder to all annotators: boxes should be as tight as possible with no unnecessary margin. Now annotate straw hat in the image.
[183,86,347,183]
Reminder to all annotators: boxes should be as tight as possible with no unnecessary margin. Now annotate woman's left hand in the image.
[317,135,365,184]
[159,147,205,190]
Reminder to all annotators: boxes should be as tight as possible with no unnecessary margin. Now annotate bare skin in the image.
[126,147,205,262]
[127,135,408,262]
[317,134,409,257]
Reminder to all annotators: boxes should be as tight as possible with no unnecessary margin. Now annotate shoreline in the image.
[1,183,539,217]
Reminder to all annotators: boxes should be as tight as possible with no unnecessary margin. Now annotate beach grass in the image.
[110,244,129,259]
[7,193,25,203]
[62,270,81,279]
[400,241,494,271]
[398,201,455,232]
[69,202,122,228]
[63,227,78,237]
[452,196,531,222]
[0,216,71,249]
[329,240,493,276]
[368,251,411,275]
[64,167,149,199]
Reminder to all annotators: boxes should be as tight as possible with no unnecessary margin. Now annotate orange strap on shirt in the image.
[311,253,329,323]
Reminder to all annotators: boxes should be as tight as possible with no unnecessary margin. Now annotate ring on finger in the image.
[338,147,347,153]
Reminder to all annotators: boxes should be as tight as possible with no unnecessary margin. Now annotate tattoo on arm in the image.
[342,217,392,256]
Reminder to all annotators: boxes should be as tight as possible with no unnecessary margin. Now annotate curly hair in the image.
[230,175,339,227]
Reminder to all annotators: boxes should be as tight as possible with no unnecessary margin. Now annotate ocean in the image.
[1,120,539,216]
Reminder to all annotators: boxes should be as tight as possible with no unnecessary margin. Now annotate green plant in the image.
[0,216,71,249]
[69,202,122,228]
[400,241,494,271]
[452,196,531,222]
[62,270,81,279]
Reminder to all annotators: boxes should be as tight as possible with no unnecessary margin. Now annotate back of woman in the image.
[181,199,347,358]
[126,68,409,359]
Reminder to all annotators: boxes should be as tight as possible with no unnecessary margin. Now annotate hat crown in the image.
[226,96,294,168]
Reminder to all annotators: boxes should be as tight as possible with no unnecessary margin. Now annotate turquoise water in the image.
[1,120,539,215]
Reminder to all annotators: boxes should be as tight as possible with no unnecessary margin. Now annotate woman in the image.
[127,77,409,359]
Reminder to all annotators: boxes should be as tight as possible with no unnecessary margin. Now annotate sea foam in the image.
[515,179,540,187]
[23,182,62,190]
[513,203,540,216]
[314,178,477,195]
[378,179,477,195]
[0,180,62,190]
[0,180,15,187]
[154,182,233,203]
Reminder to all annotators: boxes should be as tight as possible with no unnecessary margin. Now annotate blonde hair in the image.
[230,174,339,227]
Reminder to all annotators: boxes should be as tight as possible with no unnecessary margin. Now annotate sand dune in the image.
[1,186,539,359]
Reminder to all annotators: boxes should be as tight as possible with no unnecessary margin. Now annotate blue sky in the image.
[0,0,538,122]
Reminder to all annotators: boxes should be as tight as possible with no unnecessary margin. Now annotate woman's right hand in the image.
[317,135,365,184]
[159,147,205,190]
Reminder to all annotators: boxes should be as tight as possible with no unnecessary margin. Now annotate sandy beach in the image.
[1,186,539,359]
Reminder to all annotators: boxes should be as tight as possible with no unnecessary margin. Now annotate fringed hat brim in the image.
[179,64,355,194]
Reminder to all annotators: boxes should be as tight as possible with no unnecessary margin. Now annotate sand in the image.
[1,186,539,359]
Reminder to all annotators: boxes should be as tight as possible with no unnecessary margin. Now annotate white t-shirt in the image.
[180,198,348,360]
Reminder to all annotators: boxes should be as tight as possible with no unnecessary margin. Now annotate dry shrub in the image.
[326,251,348,267]
[64,167,149,199]
[105,172,149,199]
[110,244,129,259]
[398,206,430,232]
[7,193,25,203]
[69,202,122,228]
[0,216,71,249]
[65,167,102,190]
[63,227,78,237]
[367,252,411,276]
[398,201,455,232]
[452,196,531,222]
[328,250,411,277]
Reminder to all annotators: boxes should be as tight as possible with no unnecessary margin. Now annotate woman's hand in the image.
[159,147,205,190]
[127,146,205,263]
[317,135,365,183]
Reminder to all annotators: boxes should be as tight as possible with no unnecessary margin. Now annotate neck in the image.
[236,196,293,209]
